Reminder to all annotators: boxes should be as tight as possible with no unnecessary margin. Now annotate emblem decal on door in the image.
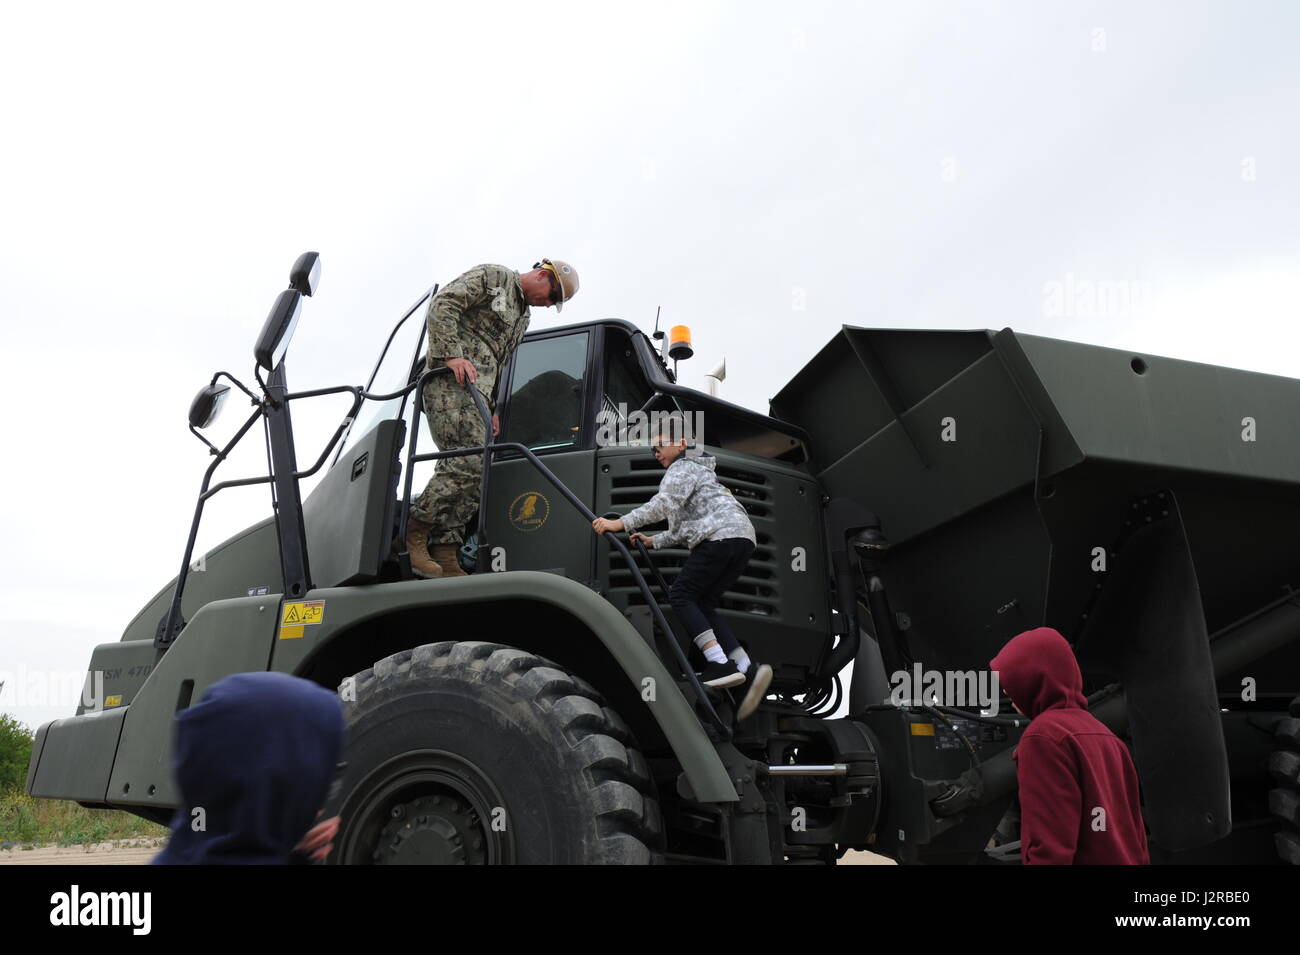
[508,492,550,532]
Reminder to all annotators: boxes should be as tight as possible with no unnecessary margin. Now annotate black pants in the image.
[668,538,755,655]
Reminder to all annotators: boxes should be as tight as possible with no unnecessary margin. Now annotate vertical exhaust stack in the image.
[705,359,726,397]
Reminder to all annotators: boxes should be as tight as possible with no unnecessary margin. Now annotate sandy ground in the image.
[0,840,892,865]
[0,840,166,865]
[841,851,895,865]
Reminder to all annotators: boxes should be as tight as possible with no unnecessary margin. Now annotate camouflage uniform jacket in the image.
[621,448,756,549]
[426,264,531,407]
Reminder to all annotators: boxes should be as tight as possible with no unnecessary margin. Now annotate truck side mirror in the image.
[290,251,321,297]
[255,288,303,372]
[188,383,231,429]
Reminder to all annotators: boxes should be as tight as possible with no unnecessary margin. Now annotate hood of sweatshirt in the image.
[152,671,345,865]
[679,447,716,471]
[990,627,1089,718]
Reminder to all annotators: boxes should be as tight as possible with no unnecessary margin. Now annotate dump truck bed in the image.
[772,326,1300,853]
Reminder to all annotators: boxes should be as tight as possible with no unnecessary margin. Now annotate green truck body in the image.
[25,261,1300,864]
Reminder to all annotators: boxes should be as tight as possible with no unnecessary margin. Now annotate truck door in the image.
[486,330,596,581]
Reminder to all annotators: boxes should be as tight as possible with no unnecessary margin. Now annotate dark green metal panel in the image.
[269,572,738,804]
[485,450,596,580]
[770,327,1001,474]
[1070,498,1230,849]
[78,640,157,715]
[1016,332,1300,481]
[118,518,283,645]
[31,576,738,812]
[811,347,1043,545]
[769,324,1300,657]
[105,596,281,809]
[27,708,127,803]
[302,418,405,587]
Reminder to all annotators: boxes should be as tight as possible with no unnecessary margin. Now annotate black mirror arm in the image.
[211,371,259,403]
[157,403,267,648]
[189,424,220,456]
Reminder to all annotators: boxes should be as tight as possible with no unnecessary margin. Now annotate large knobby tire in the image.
[327,641,662,864]
[1269,696,1300,865]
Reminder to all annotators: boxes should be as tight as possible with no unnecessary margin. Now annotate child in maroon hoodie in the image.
[990,627,1149,865]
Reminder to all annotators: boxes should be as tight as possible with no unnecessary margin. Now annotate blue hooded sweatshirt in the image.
[152,671,345,865]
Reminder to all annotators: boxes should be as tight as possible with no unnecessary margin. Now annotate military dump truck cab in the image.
[26,255,1300,865]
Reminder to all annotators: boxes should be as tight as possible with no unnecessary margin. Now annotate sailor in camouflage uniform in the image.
[407,258,580,578]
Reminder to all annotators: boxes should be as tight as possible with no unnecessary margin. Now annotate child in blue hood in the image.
[593,420,772,719]
[153,671,345,865]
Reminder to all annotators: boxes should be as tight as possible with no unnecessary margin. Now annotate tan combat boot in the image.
[404,518,443,579]
[430,543,468,578]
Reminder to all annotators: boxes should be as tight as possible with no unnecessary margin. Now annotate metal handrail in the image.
[398,368,732,737]
[632,537,677,603]
[158,375,433,646]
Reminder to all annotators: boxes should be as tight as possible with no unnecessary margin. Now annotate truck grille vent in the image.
[611,459,772,518]
[607,461,778,616]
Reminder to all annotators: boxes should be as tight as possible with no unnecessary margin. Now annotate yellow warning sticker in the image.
[279,600,325,639]
[910,722,936,737]
[282,601,325,626]
[105,695,122,708]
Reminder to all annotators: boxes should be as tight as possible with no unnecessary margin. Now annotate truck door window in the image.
[599,331,654,436]
[502,333,589,451]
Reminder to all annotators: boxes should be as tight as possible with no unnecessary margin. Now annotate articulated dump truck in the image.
[26,254,1300,864]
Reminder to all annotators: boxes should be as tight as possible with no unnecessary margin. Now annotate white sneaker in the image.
[736,664,773,720]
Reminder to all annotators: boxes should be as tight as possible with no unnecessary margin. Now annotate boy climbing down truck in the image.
[592,418,773,720]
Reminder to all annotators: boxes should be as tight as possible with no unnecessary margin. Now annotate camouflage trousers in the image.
[410,371,496,545]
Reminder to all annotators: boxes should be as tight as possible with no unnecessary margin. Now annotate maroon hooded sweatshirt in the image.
[990,627,1149,865]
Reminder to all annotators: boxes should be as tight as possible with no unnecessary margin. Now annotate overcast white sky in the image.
[2,0,1298,729]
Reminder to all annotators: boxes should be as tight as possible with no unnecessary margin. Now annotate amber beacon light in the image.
[668,325,694,361]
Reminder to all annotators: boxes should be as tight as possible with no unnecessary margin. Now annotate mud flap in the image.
[1076,498,1231,851]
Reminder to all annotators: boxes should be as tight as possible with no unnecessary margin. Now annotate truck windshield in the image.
[336,292,430,460]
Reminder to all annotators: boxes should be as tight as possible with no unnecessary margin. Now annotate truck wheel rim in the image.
[339,750,514,865]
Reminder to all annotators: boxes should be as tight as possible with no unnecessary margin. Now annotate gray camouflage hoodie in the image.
[621,448,756,550]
